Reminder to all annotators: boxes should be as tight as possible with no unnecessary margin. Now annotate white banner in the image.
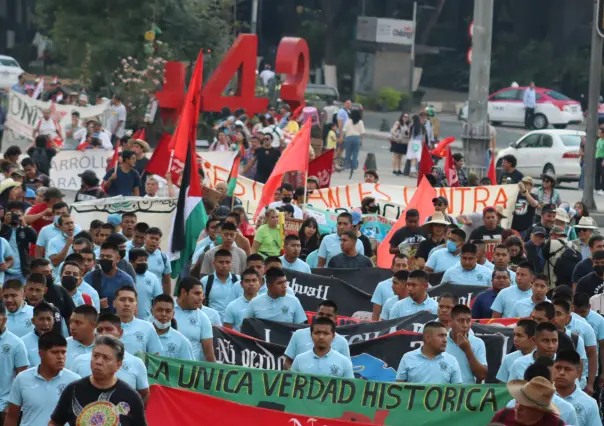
[70,197,177,252]
[201,158,520,223]
[5,91,110,141]
[50,150,114,191]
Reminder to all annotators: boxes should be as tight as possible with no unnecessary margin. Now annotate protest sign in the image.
[49,150,114,190]
[311,267,393,295]
[143,353,511,426]
[5,91,110,141]
[308,149,335,188]
[70,197,176,252]
[147,385,374,426]
[202,156,520,221]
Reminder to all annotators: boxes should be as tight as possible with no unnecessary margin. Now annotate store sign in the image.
[357,17,415,46]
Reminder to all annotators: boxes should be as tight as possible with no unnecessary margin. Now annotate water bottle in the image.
[506,177,512,184]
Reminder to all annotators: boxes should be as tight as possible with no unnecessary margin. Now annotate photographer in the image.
[74,119,113,150]
[0,200,37,282]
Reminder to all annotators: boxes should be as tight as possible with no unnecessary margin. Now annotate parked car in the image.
[459,86,583,130]
[0,55,25,90]
[496,129,584,182]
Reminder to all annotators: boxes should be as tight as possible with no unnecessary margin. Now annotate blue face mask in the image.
[447,240,458,253]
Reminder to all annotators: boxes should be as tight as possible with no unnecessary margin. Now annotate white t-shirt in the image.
[343,119,365,137]
[73,128,113,150]
[259,69,276,85]
[37,118,60,139]
[263,125,284,148]
[108,103,127,137]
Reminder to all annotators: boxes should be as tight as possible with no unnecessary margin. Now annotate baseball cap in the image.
[10,169,25,178]
[24,188,36,198]
[351,211,362,226]
[78,170,99,186]
[44,187,65,200]
[107,214,122,226]
[521,176,534,185]
[432,196,448,206]
[551,226,567,236]
[542,204,557,214]
[531,226,546,236]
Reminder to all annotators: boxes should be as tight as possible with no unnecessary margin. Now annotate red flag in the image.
[254,120,311,219]
[488,152,497,185]
[431,136,455,158]
[417,142,434,185]
[145,132,189,182]
[106,145,119,172]
[308,149,335,188]
[168,50,204,163]
[146,385,375,426]
[377,177,436,268]
[444,147,459,187]
[131,128,146,141]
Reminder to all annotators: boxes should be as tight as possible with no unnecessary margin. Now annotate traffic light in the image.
[598,0,604,38]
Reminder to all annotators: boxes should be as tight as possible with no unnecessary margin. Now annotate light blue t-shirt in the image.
[389,295,438,319]
[202,306,223,326]
[200,273,243,318]
[36,224,81,252]
[317,233,364,263]
[78,282,101,312]
[445,332,487,384]
[306,250,319,268]
[65,337,94,369]
[121,317,163,355]
[46,234,74,276]
[224,296,254,331]
[245,294,307,324]
[146,248,171,279]
[258,279,296,297]
[380,296,401,320]
[426,249,460,273]
[371,278,395,307]
[134,271,163,321]
[0,329,29,411]
[491,286,533,318]
[396,347,462,384]
[509,350,559,381]
[509,297,550,318]
[158,327,195,361]
[21,332,41,367]
[441,263,492,286]
[7,229,20,275]
[8,367,80,426]
[559,385,601,426]
[569,313,597,347]
[71,290,87,307]
[284,327,350,360]
[279,255,312,274]
[191,237,215,266]
[496,350,525,382]
[7,303,34,338]
[173,305,213,361]
[0,237,14,283]
[291,348,354,379]
[71,351,149,390]
[506,394,578,426]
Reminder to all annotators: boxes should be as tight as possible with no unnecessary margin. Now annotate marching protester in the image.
[151,294,195,361]
[65,304,97,368]
[379,270,410,320]
[446,304,488,384]
[496,319,537,383]
[389,270,437,318]
[371,254,408,321]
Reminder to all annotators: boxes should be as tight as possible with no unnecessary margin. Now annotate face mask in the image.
[61,276,78,292]
[447,240,458,253]
[596,265,604,277]
[99,259,113,273]
[153,319,171,330]
[282,197,292,204]
[46,274,54,288]
[119,249,127,259]
[368,205,379,214]
[135,264,148,275]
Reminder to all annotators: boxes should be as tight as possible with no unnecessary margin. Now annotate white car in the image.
[496,129,583,182]
[0,55,25,90]
[459,86,583,130]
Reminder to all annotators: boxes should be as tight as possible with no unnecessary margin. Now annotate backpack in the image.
[30,147,51,175]
[551,244,582,287]
[203,273,238,306]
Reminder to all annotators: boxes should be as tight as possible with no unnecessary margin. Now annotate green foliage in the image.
[356,88,407,112]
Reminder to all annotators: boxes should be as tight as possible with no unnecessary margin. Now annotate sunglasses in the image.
[433,202,444,207]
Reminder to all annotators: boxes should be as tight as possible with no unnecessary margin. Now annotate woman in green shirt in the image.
[252,208,283,258]
[596,127,604,194]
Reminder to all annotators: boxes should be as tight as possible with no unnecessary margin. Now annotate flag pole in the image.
[167,149,175,178]
[303,118,310,205]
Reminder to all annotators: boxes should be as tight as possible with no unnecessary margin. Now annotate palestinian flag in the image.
[226,144,245,197]
[168,137,207,278]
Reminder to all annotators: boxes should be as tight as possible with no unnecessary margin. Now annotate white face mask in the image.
[153,319,171,330]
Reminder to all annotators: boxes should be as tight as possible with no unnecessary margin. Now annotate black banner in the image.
[310,268,393,294]
[427,282,489,306]
[284,269,372,316]
[213,326,422,382]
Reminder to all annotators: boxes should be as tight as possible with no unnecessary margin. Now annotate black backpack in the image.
[551,245,582,287]
[203,273,238,306]
[31,147,51,175]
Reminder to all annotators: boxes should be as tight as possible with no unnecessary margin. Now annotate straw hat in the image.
[575,216,597,230]
[555,208,570,224]
[129,139,150,153]
[506,377,559,414]
[421,211,450,233]
[0,178,21,195]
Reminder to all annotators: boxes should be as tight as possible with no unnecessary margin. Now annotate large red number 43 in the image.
[198,34,309,115]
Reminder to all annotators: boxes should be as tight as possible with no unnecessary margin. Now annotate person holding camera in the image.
[0,201,34,282]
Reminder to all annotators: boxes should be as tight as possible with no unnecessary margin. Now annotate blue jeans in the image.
[344,135,361,171]
[579,160,585,189]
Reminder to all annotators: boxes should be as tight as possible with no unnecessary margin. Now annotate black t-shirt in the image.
[27,147,57,176]
[511,194,536,233]
[468,225,504,242]
[557,330,579,355]
[416,238,445,261]
[51,377,147,426]
[358,234,373,258]
[327,253,373,268]
[499,169,524,184]
[575,271,604,299]
[572,258,593,284]
[75,187,106,202]
[389,227,425,248]
[254,148,281,183]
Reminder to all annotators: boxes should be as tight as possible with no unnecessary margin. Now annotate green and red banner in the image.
[142,354,512,426]
[146,384,373,425]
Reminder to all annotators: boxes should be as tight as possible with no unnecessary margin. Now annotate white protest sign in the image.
[201,158,520,222]
[5,91,110,141]
[50,150,114,191]
[70,196,177,252]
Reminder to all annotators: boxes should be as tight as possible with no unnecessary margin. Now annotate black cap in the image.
[531,226,546,236]
[213,205,231,219]
[542,204,557,214]
[78,170,99,186]
[432,196,448,206]
[44,187,65,200]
